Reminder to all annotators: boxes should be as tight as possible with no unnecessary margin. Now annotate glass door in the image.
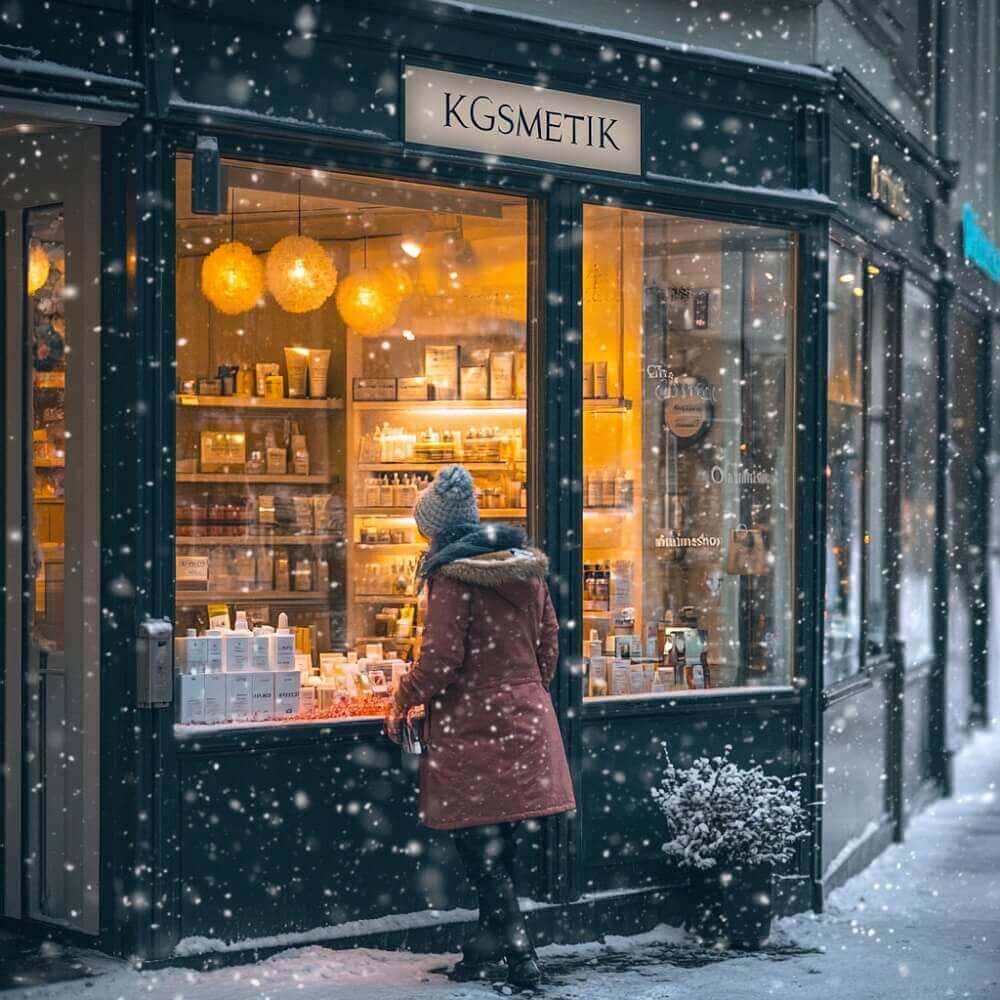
[2,124,101,932]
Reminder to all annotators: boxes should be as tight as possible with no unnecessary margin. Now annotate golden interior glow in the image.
[200,240,265,315]
[27,240,50,295]
[266,234,338,314]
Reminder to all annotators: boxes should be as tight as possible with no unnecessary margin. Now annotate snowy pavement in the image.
[8,726,1000,1000]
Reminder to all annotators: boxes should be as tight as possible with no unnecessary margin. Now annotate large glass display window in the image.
[173,157,531,727]
[580,206,796,700]
[899,282,936,669]
[824,242,865,686]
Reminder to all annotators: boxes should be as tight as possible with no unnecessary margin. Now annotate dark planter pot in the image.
[685,863,773,949]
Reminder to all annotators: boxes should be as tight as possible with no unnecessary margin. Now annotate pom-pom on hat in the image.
[413,464,480,539]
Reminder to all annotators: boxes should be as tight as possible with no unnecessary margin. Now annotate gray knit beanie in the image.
[413,464,480,538]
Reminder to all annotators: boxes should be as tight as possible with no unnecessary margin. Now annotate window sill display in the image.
[173,156,529,729]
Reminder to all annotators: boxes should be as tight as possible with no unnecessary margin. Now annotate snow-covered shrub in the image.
[650,745,808,871]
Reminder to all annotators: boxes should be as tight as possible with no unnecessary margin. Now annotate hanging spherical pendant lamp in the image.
[336,267,400,334]
[267,234,338,314]
[201,240,265,315]
[265,180,337,314]
[27,240,50,295]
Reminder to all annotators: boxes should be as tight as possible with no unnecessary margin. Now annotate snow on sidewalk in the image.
[9,726,1000,1000]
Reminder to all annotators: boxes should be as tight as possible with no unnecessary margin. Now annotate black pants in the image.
[453,822,532,960]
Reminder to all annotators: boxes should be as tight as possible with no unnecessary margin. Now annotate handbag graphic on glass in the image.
[726,526,770,576]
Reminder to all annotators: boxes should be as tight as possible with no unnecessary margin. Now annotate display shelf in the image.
[353,506,526,519]
[34,458,65,468]
[176,534,341,546]
[355,542,423,550]
[177,394,345,411]
[34,372,65,389]
[355,461,511,473]
[177,473,334,485]
[176,590,329,603]
[582,609,614,618]
[583,506,634,514]
[355,594,419,603]
[583,397,633,412]
[352,399,527,411]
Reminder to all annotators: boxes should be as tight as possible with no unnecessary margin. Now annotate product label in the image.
[225,673,251,721]
[251,672,275,720]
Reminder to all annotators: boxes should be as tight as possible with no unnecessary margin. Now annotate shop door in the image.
[2,125,101,933]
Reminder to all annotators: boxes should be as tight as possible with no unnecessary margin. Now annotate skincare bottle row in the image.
[362,473,430,508]
[174,612,303,724]
[355,559,419,596]
[584,468,634,509]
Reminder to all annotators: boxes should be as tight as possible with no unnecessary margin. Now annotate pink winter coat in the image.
[394,547,576,830]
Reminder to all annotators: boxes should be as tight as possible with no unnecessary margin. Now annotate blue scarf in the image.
[419,522,528,580]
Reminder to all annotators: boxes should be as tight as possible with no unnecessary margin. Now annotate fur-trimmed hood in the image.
[437,546,550,587]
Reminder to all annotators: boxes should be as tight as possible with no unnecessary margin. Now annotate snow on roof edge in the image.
[0,54,141,92]
[430,1,835,84]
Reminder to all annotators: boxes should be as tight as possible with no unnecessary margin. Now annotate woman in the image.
[387,465,575,989]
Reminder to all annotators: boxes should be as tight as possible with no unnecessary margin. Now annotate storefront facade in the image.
[0,0,994,964]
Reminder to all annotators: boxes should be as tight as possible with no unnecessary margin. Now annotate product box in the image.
[224,632,252,671]
[203,672,227,723]
[515,351,528,399]
[274,671,301,717]
[272,632,296,670]
[610,658,630,697]
[176,556,210,593]
[200,430,246,472]
[460,366,489,400]
[397,376,431,400]
[251,671,275,720]
[225,672,252,722]
[489,351,515,399]
[205,633,225,672]
[353,377,396,401]
[175,634,208,672]
[299,683,317,714]
[588,656,608,697]
[425,345,459,398]
[175,673,206,724]
[251,633,271,670]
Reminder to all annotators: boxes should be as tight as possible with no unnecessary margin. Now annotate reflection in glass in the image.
[824,243,864,685]
[27,206,68,653]
[899,282,936,668]
[581,206,796,698]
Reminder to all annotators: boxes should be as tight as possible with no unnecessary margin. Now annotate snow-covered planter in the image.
[651,745,808,949]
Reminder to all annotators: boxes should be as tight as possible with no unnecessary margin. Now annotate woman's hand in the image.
[384,699,405,744]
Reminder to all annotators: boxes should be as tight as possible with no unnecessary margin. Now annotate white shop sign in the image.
[404,66,642,176]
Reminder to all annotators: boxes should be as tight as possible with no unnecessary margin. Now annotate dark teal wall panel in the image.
[820,678,891,876]
[579,705,799,893]
[902,668,935,816]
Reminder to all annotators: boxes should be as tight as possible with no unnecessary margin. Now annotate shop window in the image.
[173,157,530,727]
[863,266,898,657]
[580,206,796,699]
[899,282,936,669]
[824,243,865,686]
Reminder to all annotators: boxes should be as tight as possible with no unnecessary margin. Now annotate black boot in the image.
[448,911,506,981]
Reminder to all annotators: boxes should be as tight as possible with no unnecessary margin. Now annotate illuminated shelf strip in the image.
[355,461,513,472]
[352,399,526,411]
[583,397,632,412]
[177,473,334,485]
[177,394,345,411]
[353,507,526,519]
[176,535,341,546]
[176,590,328,603]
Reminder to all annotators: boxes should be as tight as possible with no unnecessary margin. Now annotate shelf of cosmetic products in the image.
[352,507,526,519]
[178,394,345,411]
[178,473,336,485]
[176,534,340,546]
[352,399,527,412]
[176,590,331,604]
